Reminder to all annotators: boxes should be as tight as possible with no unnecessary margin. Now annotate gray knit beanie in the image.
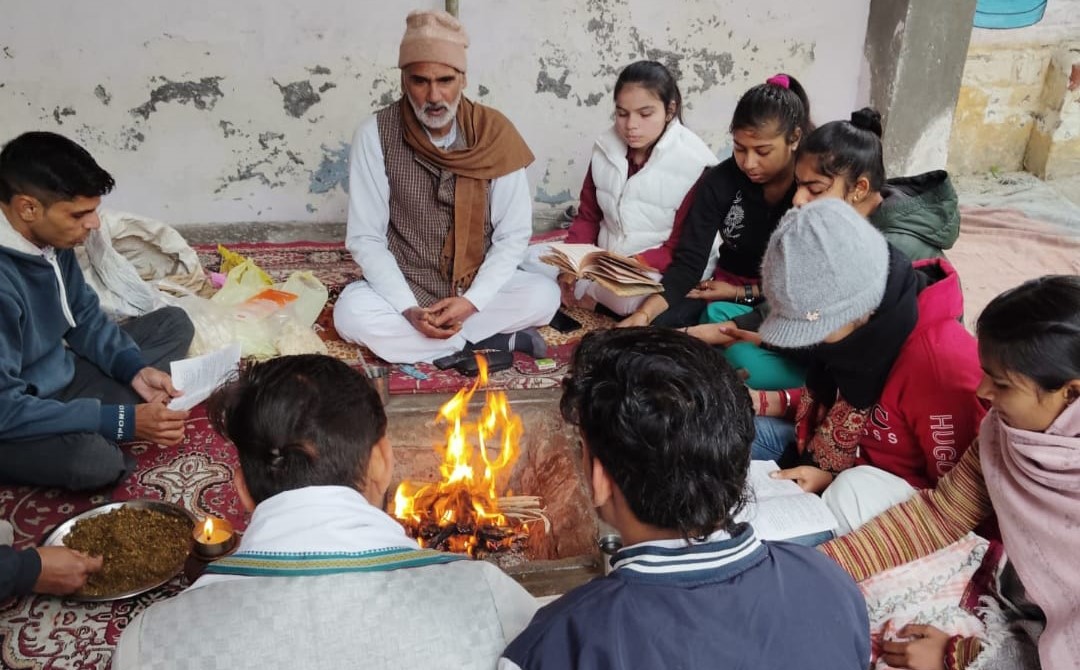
[758,198,890,349]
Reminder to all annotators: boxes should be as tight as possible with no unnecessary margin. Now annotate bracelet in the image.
[741,284,753,305]
[778,389,791,415]
[758,391,769,416]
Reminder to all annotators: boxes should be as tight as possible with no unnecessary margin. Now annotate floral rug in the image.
[0,406,247,670]
[195,237,613,395]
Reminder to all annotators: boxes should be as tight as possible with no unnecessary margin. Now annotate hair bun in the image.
[850,107,883,138]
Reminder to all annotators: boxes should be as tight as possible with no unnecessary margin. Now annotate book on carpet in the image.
[540,243,663,297]
[735,460,840,542]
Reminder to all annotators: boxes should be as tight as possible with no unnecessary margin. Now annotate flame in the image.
[202,518,214,542]
[392,354,523,555]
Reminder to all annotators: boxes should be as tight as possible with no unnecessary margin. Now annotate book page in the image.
[737,460,839,541]
[736,495,838,542]
[167,343,242,411]
[746,460,806,499]
[544,243,604,269]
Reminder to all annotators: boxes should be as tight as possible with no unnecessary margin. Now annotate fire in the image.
[203,518,214,543]
[392,355,528,556]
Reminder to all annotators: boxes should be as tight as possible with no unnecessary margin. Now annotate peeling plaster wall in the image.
[0,0,869,226]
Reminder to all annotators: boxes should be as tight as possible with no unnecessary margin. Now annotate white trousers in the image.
[333,270,560,364]
[521,243,656,317]
[822,465,918,536]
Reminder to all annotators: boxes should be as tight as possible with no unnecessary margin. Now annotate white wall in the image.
[0,0,870,226]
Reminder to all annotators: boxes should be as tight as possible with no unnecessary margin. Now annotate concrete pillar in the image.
[864,0,978,176]
[1025,49,1080,180]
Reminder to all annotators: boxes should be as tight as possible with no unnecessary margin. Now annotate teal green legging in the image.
[701,302,807,390]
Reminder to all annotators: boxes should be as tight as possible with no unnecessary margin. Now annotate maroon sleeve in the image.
[565,167,602,245]
[638,173,705,273]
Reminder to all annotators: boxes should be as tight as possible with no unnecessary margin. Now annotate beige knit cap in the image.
[398,10,469,72]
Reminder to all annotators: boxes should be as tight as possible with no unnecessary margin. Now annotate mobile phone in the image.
[454,349,514,377]
[549,310,582,334]
[433,351,471,370]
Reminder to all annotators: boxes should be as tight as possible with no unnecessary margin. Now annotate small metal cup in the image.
[366,365,390,406]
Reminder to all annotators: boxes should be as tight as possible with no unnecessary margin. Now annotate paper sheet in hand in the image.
[167,343,242,411]
[735,461,839,541]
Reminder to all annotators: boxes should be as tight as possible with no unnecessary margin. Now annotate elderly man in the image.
[333,9,559,364]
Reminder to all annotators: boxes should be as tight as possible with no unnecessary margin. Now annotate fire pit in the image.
[392,357,539,561]
[386,367,602,596]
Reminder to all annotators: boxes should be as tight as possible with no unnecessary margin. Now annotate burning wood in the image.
[392,355,547,558]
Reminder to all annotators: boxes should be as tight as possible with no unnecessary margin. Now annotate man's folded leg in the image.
[333,281,468,364]
[121,306,195,372]
[460,270,560,347]
[0,433,130,491]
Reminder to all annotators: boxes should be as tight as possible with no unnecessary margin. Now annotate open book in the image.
[540,243,663,297]
[735,461,839,542]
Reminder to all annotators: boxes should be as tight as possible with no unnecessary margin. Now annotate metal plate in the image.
[41,499,198,602]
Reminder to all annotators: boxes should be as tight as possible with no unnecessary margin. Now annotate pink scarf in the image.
[979,400,1080,670]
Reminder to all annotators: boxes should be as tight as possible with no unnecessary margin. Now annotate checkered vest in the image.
[376,103,493,307]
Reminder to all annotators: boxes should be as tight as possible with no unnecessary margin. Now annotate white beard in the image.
[408,93,460,131]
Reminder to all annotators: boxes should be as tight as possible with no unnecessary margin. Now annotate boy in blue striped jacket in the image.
[500,328,870,670]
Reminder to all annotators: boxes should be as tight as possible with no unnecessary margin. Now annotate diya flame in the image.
[392,355,524,554]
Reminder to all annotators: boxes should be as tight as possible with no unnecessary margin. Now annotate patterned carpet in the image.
[195,238,613,394]
[0,236,607,669]
[0,406,246,670]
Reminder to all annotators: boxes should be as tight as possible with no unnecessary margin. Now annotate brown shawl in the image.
[400,96,534,292]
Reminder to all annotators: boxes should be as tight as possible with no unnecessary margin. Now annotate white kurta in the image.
[333,116,559,364]
[113,486,539,670]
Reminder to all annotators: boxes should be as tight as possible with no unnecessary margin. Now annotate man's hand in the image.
[428,297,478,330]
[134,401,189,445]
[880,624,949,670]
[770,465,834,494]
[687,280,739,302]
[131,367,181,404]
[403,306,457,339]
[556,272,579,308]
[33,547,103,595]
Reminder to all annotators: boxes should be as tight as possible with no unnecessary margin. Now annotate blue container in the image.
[974,0,1047,28]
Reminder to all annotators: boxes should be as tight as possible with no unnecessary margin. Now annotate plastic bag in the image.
[211,259,273,306]
[279,271,329,328]
[161,283,327,359]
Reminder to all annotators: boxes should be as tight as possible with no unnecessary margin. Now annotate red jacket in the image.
[855,258,985,488]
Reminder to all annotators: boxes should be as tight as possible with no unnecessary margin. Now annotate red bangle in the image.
[758,391,769,416]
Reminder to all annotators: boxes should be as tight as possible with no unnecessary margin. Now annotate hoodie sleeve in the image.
[0,291,112,441]
[907,328,986,487]
[59,251,145,384]
[0,545,41,599]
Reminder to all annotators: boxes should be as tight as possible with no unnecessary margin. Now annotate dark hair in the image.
[0,131,115,205]
[976,275,1080,392]
[208,355,388,504]
[560,328,753,538]
[614,60,684,123]
[800,107,886,193]
[730,73,813,143]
